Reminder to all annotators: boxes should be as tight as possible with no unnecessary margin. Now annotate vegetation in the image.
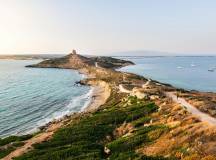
[0,146,15,159]
[2,53,214,159]
[91,56,134,69]
[0,134,32,158]
[12,95,173,160]
[0,134,32,146]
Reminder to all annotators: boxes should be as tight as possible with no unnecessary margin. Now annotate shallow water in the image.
[0,60,91,138]
[118,56,216,92]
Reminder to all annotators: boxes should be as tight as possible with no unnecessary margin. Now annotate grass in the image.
[0,134,32,159]
[132,116,151,127]
[5,94,173,160]
[0,146,15,159]
[0,134,32,147]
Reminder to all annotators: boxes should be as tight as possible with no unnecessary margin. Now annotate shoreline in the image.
[2,53,216,159]
[2,70,110,160]
[83,80,111,112]
[3,62,215,139]
[32,76,111,133]
[1,68,109,139]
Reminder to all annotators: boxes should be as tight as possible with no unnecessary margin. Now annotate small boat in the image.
[190,63,196,67]
[177,66,183,69]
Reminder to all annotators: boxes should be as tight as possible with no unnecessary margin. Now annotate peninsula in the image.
[1,50,216,160]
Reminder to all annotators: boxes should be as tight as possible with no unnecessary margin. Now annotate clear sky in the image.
[0,0,216,55]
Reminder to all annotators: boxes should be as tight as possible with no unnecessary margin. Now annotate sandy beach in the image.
[84,80,111,112]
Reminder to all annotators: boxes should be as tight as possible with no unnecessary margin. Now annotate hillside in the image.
[27,50,134,69]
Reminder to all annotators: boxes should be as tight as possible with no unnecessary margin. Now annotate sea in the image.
[119,56,216,92]
[0,60,91,138]
[0,56,216,138]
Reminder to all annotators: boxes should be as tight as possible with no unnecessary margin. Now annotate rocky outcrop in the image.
[26,50,94,69]
[91,56,134,69]
[26,50,134,69]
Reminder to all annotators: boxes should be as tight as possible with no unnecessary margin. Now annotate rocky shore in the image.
[1,51,216,160]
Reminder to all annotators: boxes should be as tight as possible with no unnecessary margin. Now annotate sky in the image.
[0,0,216,55]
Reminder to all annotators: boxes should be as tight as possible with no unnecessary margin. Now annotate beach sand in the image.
[85,81,111,112]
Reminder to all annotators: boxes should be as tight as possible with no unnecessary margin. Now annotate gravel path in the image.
[165,92,216,126]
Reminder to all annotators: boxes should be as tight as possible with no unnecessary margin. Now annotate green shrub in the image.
[0,134,33,146]
[0,146,15,159]
[14,96,165,160]
[132,117,151,127]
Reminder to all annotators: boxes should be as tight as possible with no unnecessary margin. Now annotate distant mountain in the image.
[0,54,65,60]
[106,50,216,57]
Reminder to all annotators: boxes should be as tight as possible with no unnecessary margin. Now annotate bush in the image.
[132,116,151,127]
[0,146,15,159]
[14,96,166,160]
[0,134,33,146]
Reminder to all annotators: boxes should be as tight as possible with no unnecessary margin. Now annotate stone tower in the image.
[72,49,77,55]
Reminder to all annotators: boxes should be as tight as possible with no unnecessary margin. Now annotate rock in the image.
[113,122,134,137]
[167,116,175,123]
[150,95,159,100]
[104,146,111,155]
[209,110,216,116]
[105,135,112,141]
[131,88,147,99]
[75,80,85,85]
[167,121,181,128]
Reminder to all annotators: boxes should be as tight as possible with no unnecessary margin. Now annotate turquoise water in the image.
[0,60,91,138]
[119,56,216,92]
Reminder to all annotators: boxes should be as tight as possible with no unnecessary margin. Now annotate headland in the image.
[1,50,216,160]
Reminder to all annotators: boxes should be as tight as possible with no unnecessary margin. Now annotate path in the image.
[165,92,216,126]
[119,84,131,93]
[2,122,62,160]
[142,79,151,88]
[95,62,98,67]
[119,79,151,93]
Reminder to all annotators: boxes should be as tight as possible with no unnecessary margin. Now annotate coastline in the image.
[83,80,111,112]
[1,66,109,139]
[17,66,216,135]
[2,53,216,159]
[2,71,110,160]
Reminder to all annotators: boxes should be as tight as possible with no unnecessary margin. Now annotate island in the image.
[1,50,216,160]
